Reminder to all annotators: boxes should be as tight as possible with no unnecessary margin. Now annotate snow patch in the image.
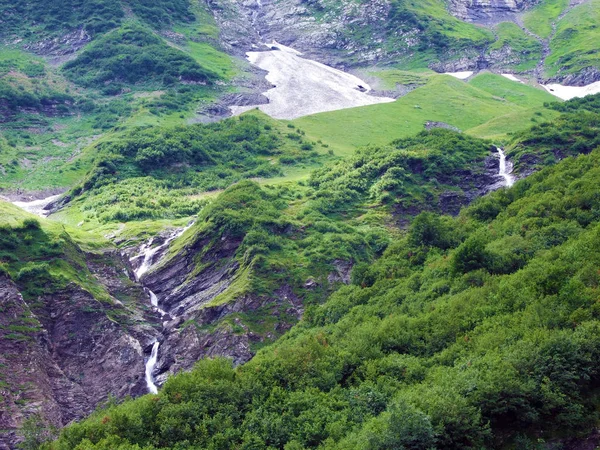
[11,194,61,217]
[444,71,474,80]
[230,41,394,120]
[542,81,600,101]
[501,74,524,83]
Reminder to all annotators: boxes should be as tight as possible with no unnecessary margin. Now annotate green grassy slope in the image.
[522,0,569,38]
[0,201,113,301]
[292,74,557,154]
[488,22,543,71]
[545,0,600,79]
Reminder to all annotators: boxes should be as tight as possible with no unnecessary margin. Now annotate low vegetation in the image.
[45,126,600,449]
[62,24,217,93]
[66,113,327,223]
[0,0,193,40]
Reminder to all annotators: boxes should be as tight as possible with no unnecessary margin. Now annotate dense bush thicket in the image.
[62,25,216,91]
[47,142,600,449]
[0,0,192,38]
[0,77,74,118]
[548,92,600,113]
[70,114,322,222]
[509,94,600,171]
[309,129,492,213]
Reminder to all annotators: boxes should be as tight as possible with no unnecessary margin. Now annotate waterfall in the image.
[133,223,193,280]
[134,238,171,280]
[148,289,167,316]
[134,222,193,394]
[497,147,514,187]
[145,341,160,394]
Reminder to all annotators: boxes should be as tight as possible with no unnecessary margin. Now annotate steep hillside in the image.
[45,120,600,449]
[0,203,160,448]
[2,0,600,446]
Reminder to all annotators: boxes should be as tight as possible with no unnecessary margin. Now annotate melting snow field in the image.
[230,42,394,120]
[10,194,61,217]
[542,81,600,101]
[444,71,474,80]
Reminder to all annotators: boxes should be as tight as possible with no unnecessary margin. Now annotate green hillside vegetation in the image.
[0,0,193,40]
[292,75,557,153]
[522,0,569,38]
[308,129,492,214]
[488,22,543,71]
[45,115,600,449]
[0,49,77,123]
[385,0,494,54]
[545,0,600,79]
[0,202,112,303]
[62,114,330,223]
[0,72,74,120]
[507,108,600,172]
[62,24,217,93]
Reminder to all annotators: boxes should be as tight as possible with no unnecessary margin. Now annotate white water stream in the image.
[132,224,193,393]
[133,224,192,280]
[497,147,514,187]
[231,42,394,119]
[148,289,167,316]
[145,341,160,394]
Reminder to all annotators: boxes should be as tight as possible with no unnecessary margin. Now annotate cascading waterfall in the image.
[145,341,160,394]
[148,289,167,316]
[133,224,193,280]
[134,238,170,280]
[497,147,514,187]
[133,223,194,394]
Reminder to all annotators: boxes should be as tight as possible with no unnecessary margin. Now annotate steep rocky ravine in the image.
[125,222,306,389]
[0,252,159,449]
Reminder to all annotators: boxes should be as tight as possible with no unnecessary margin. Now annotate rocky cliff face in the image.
[0,251,159,449]
[447,0,535,23]
[210,0,398,66]
[127,226,305,386]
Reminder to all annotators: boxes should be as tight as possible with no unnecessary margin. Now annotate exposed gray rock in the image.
[23,28,91,57]
[0,258,157,449]
[552,66,600,86]
[424,121,461,132]
[327,260,353,285]
[447,0,536,23]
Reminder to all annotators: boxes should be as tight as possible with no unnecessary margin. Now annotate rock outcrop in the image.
[0,252,158,448]
[447,0,535,23]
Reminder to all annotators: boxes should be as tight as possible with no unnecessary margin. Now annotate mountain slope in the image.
[0,202,159,447]
[46,127,600,449]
